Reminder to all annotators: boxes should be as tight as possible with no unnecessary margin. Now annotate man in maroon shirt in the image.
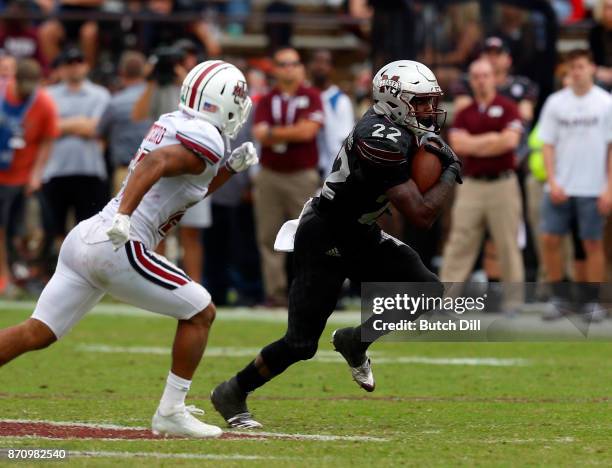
[441,58,524,298]
[252,47,324,306]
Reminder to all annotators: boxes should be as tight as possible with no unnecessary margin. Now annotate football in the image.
[411,143,443,193]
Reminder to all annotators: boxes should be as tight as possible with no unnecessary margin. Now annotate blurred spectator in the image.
[308,49,354,177]
[0,53,17,81]
[538,49,612,321]
[0,0,47,70]
[491,5,538,80]
[264,1,295,53]
[589,0,612,90]
[453,37,538,124]
[368,0,412,72]
[419,2,482,91]
[132,40,196,123]
[39,0,103,67]
[140,0,220,58]
[252,47,323,307]
[41,47,109,246]
[0,59,58,293]
[441,59,524,302]
[97,50,150,196]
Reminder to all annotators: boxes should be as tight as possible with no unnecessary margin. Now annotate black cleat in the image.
[210,378,262,429]
[332,328,375,392]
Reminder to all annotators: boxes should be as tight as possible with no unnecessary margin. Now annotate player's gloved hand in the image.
[441,161,463,185]
[421,134,463,184]
[421,134,460,166]
[106,213,131,251]
[226,142,258,173]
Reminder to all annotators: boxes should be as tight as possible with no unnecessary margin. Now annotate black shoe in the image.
[210,378,262,429]
[332,328,375,392]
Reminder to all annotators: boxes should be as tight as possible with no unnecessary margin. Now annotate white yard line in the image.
[0,419,387,443]
[230,431,386,442]
[0,301,360,324]
[76,344,528,366]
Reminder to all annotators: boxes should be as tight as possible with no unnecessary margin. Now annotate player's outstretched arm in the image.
[206,142,259,197]
[119,145,207,216]
[386,165,459,230]
[106,144,206,250]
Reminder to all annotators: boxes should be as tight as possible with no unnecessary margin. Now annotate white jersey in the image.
[538,86,612,196]
[99,110,225,249]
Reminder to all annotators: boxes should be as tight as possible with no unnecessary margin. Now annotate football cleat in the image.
[332,328,376,392]
[211,379,262,429]
[152,404,222,438]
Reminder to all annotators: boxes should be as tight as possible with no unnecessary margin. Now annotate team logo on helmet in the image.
[232,80,247,104]
[378,74,401,97]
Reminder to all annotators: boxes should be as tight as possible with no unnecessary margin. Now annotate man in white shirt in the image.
[538,49,612,321]
[309,49,355,176]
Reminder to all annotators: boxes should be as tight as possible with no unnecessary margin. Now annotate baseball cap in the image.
[483,36,510,54]
[59,47,85,64]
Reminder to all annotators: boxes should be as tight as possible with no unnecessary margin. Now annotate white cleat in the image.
[152,405,223,438]
[332,328,376,392]
[350,356,376,392]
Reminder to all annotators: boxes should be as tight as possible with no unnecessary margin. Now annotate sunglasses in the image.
[275,60,301,68]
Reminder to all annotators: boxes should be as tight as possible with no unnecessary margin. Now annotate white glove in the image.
[226,142,258,173]
[106,213,131,251]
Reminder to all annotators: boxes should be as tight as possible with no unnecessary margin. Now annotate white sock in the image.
[158,371,191,415]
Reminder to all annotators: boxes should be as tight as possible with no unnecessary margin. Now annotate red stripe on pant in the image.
[134,243,188,287]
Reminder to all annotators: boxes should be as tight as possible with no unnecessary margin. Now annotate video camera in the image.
[148,46,186,86]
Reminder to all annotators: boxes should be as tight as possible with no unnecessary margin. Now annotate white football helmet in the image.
[372,60,446,135]
[179,60,252,139]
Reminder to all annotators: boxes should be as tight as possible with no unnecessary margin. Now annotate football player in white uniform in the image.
[0,60,258,438]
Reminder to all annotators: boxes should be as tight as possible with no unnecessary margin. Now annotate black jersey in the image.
[311,108,418,231]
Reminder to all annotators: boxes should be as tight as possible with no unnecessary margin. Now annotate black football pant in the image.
[258,207,441,376]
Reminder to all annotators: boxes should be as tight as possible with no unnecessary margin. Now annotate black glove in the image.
[440,161,463,184]
[421,134,460,167]
[421,134,463,184]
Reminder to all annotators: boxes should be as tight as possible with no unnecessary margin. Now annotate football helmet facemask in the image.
[372,60,446,136]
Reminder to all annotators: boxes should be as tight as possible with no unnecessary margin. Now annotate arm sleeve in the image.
[90,89,111,120]
[537,97,558,145]
[175,119,225,166]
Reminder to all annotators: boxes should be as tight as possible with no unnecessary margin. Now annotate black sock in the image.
[235,360,269,394]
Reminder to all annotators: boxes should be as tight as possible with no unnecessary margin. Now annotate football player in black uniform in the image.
[211,60,463,428]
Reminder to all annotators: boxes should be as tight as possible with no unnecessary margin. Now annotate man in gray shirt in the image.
[42,47,110,242]
[97,51,151,195]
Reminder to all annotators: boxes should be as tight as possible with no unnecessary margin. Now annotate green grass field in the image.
[1,302,611,467]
